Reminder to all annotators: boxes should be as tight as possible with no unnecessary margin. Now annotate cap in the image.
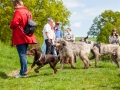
[55,22,60,25]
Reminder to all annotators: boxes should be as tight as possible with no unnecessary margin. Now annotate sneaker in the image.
[23,74,28,78]
[15,74,28,78]
[15,74,22,78]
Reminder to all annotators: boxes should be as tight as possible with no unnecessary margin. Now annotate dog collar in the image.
[38,54,43,61]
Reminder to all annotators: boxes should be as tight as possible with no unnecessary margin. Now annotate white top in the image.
[109,35,120,45]
[43,23,53,39]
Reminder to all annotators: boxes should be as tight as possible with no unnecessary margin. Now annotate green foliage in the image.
[88,10,120,43]
[0,0,71,46]
[97,22,115,43]
[0,0,13,43]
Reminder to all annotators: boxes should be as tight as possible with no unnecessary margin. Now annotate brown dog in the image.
[24,48,59,75]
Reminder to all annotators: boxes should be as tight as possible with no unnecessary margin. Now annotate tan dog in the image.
[55,39,76,69]
[80,36,120,68]
[91,43,120,68]
[55,38,91,69]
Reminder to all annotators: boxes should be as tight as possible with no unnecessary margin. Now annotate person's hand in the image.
[113,35,116,38]
[48,39,51,43]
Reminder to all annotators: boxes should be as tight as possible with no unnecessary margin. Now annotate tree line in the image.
[88,10,120,43]
[0,0,71,46]
[1,0,120,45]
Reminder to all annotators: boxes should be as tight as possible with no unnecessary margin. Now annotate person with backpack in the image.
[10,0,37,78]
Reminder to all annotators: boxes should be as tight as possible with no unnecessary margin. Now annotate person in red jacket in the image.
[10,0,37,78]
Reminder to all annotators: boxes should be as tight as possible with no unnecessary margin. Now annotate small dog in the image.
[24,48,59,75]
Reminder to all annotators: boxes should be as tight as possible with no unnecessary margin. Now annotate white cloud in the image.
[72,22,82,28]
[63,0,85,8]
[70,12,84,21]
[83,7,101,17]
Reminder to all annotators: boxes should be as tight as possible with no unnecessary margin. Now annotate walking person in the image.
[10,0,37,78]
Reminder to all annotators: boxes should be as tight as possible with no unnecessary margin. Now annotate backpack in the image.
[24,11,36,36]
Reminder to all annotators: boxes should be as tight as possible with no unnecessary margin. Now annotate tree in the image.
[0,0,71,45]
[88,10,120,42]
[0,0,13,43]
[97,22,115,43]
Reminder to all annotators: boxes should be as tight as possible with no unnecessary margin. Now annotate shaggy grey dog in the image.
[55,38,91,69]
[80,36,120,68]
[55,39,75,69]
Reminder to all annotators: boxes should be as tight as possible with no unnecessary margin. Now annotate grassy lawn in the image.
[0,38,120,90]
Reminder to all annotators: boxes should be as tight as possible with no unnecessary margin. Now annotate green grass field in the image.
[0,38,120,90]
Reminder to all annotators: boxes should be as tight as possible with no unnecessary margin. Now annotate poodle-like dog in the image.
[55,38,91,69]
[55,39,76,69]
[80,36,120,68]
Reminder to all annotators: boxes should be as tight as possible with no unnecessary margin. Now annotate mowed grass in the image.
[0,38,120,90]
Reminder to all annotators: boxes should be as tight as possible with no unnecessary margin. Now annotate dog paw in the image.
[34,69,39,73]
[51,73,55,76]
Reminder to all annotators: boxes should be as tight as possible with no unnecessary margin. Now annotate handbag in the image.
[24,11,36,36]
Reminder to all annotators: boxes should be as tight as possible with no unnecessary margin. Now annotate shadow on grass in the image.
[0,71,8,79]
[26,74,40,78]
[117,73,120,77]
[91,66,104,68]
[27,73,52,78]
[112,86,120,90]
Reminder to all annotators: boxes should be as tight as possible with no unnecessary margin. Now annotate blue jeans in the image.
[16,44,28,75]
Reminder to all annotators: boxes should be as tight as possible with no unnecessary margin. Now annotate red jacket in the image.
[10,6,37,45]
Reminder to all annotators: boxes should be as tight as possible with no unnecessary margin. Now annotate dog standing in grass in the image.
[55,39,76,69]
[24,48,59,75]
[80,36,120,68]
[55,38,91,69]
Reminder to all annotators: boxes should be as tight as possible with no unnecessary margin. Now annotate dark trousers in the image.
[45,39,54,55]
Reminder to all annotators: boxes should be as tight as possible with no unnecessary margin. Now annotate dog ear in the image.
[62,41,67,46]
[86,36,88,39]
[84,36,88,42]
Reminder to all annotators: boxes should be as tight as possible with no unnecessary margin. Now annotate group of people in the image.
[9,0,75,78]
[42,18,62,55]
[42,18,75,56]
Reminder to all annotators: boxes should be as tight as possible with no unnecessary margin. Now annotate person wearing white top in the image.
[43,18,54,54]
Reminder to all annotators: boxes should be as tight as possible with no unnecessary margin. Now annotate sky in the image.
[62,0,120,37]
